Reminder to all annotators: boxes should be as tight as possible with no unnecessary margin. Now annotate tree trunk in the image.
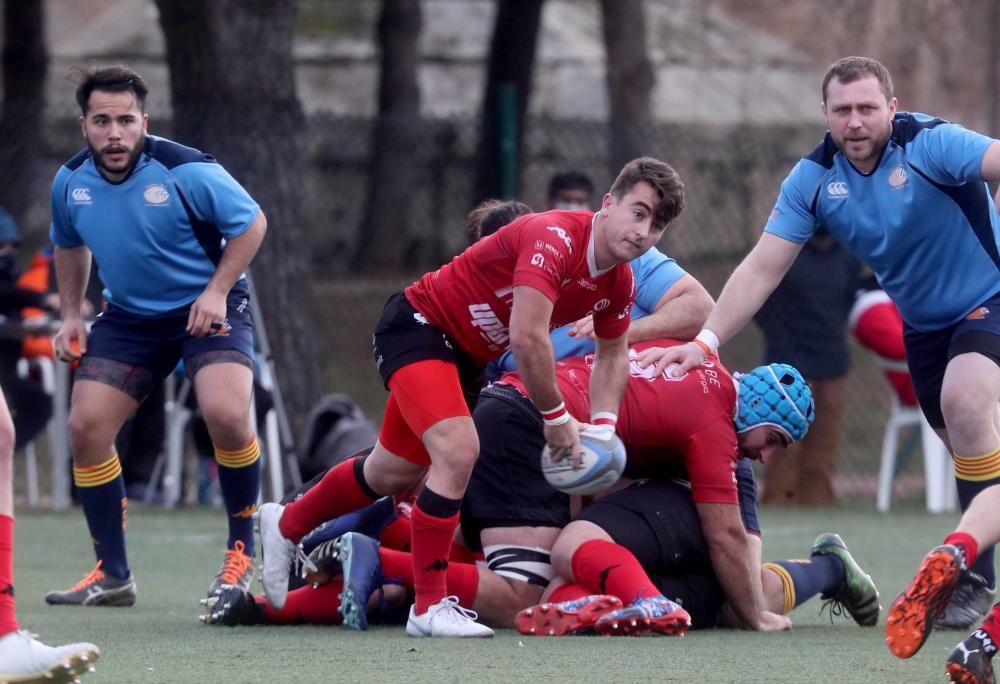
[600,0,655,176]
[473,0,544,204]
[354,0,422,271]
[155,0,323,438]
[0,0,47,232]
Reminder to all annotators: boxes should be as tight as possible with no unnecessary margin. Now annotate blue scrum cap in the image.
[734,363,815,442]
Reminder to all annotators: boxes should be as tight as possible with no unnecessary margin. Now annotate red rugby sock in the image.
[262,579,345,625]
[571,539,660,603]
[279,457,377,542]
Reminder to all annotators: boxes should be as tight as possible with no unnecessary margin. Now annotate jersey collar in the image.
[587,211,613,278]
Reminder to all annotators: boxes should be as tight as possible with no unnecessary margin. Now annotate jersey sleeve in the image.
[629,247,685,316]
[763,160,821,243]
[49,166,83,248]
[172,162,261,239]
[592,265,634,340]
[910,123,995,185]
[684,417,740,505]
[510,215,576,302]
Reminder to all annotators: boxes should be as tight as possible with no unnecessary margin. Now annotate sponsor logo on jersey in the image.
[593,298,610,312]
[577,278,597,291]
[826,181,849,199]
[888,165,908,188]
[413,312,429,326]
[469,303,509,346]
[144,183,170,205]
[530,253,545,268]
[71,187,92,204]
[545,226,574,252]
[966,306,990,320]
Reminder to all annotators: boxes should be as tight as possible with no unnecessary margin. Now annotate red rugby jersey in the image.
[501,339,742,504]
[404,210,634,366]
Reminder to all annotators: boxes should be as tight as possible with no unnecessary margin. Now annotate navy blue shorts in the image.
[79,281,254,400]
[904,291,1000,429]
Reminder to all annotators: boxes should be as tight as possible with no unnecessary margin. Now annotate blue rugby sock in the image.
[764,556,845,612]
[953,447,1000,588]
[215,438,261,555]
[74,455,130,579]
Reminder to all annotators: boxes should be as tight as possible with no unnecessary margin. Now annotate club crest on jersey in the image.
[888,165,908,188]
[966,306,990,320]
[71,187,92,204]
[143,184,170,205]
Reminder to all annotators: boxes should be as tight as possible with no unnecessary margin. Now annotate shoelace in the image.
[68,561,106,592]
[429,595,480,623]
[217,540,254,585]
[295,544,317,576]
[818,598,849,624]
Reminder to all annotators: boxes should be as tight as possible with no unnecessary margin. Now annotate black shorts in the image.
[460,383,569,552]
[576,479,725,629]
[904,290,1000,428]
[372,292,483,407]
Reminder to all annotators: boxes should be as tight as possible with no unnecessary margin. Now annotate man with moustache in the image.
[46,66,266,608]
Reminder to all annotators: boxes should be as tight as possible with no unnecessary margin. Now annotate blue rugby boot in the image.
[300,496,397,556]
[335,532,385,631]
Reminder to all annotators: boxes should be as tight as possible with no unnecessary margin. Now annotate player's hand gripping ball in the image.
[541,425,627,495]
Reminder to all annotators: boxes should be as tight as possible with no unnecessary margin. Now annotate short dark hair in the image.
[467,199,533,241]
[821,56,894,103]
[72,65,148,116]
[609,157,685,231]
[547,171,594,202]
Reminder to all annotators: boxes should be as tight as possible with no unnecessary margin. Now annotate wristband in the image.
[541,402,571,427]
[590,411,618,427]
[692,339,712,356]
[694,329,720,355]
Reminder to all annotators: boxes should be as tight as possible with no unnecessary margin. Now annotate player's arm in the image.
[509,285,581,462]
[638,233,803,375]
[979,140,1000,183]
[589,332,628,418]
[52,245,93,360]
[695,501,772,630]
[187,210,267,336]
[625,273,713,343]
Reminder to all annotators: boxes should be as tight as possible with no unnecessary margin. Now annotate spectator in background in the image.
[0,208,61,452]
[547,171,595,211]
[754,229,862,506]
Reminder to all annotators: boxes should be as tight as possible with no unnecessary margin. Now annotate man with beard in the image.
[641,57,1000,653]
[45,66,266,608]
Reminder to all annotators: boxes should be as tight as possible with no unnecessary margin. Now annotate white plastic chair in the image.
[16,356,63,507]
[876,394,957,513]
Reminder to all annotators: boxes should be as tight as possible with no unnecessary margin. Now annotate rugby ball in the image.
[540,433,627,495]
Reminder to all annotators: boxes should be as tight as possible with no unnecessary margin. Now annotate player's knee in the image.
[66,407,106,451]
[424,424,479,478]
[201,405,253,445]
[940,384,993,439]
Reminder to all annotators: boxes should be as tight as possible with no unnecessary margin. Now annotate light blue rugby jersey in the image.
[495,246,686,371]
[50,135,260,316]
[765,112,1000,332]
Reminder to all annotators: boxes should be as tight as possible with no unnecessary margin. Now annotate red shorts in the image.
[378,359,471,466]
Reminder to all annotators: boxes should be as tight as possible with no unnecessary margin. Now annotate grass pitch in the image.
[12,503,968,683]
